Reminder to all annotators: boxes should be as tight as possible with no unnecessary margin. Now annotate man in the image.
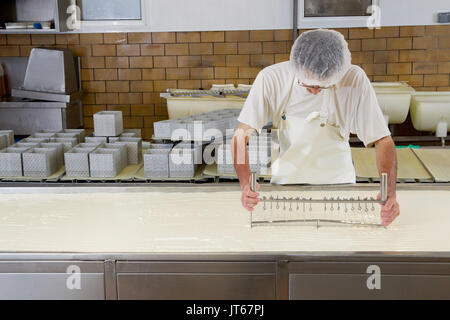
[232,29,399,226]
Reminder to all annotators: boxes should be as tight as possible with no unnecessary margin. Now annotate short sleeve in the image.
[353,74,391,147]
[237,71,271,130]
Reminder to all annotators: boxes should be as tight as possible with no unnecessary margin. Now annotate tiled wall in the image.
[0,25,449,139]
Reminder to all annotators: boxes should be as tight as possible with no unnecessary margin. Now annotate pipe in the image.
[293,0,298,41]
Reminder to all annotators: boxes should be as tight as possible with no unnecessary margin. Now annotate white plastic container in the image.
[165,95,245,119]
[372,82,415,125]
[410,92,450,136]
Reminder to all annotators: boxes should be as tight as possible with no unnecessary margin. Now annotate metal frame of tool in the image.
[250,172,388,228]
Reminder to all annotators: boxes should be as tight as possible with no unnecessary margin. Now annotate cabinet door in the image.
[116,262,276,300]
[288,262,450,300]
[0,261,105,300]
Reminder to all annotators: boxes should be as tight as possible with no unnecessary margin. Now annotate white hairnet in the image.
[289,29,351,87]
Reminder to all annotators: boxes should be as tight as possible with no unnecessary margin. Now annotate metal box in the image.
[22,148,58,177]
[169,143,202,178]
[0,56,83,135]
[102,143,128,170]
[13,142,40,149]
[0,135,7,150]
[144,149,171,179]
[65,147,97,177]
[0,147,30,177]
[40,142,65,168]
[89,148,122,178]
[86,136,108,144]
[108,137,142,165]
[93,111,123,137]
[18,48,78,95]
[0,130,14,146]
[49,137,77,152]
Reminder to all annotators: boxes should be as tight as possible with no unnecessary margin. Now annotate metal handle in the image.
[250,172,257,192]
[249,172,258,229]
[380,173,388,202]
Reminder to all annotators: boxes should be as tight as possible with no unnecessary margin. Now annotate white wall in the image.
[380,0,449,26]
[79,0,450,33]
[147,0,449,31]
[148,0,292,31]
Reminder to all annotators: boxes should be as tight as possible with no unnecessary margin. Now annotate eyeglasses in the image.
[297,80,332,90]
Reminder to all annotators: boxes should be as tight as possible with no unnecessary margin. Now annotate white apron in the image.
[271,85,356,185]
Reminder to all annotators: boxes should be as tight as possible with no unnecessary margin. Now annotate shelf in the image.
[0,29,57,34]
[0,0,72,33]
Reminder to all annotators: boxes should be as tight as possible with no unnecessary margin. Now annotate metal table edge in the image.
[0,251,449,261]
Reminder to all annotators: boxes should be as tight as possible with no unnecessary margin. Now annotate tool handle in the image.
[250,172,257,192]
[380,173,388,202]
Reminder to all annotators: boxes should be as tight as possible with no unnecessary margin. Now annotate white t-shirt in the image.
[237,61,391,147]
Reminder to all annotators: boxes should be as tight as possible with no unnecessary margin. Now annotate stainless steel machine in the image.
[0,48,83,135]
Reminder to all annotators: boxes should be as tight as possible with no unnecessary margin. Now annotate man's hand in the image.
[377,193,400,226]
[374,136,399,226]
[241,176,260,211]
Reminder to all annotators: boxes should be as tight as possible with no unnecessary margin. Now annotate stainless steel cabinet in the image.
[0,257,449,300]
[288,262,450,300]
[0,261,105,300]
[116,262,277,300]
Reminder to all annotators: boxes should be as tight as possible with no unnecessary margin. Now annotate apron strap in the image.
[277,76,298,126]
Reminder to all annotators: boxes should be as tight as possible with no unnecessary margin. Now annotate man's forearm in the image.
[231,135,251,189]
[235,159,251,190]
[375,136,397,197]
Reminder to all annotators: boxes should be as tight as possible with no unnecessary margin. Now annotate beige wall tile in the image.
[201,31,224,42]
[142,68,166,80]
[106,57,129,68]
[117,44,140,56]
[80,33,103,44]
[177,32,201,43]
[104,33,127,44]
[141,44,164,56]
[129,57,153,68]
[152,32,176,43]
[94,69,118,81]
[128,32,151,44]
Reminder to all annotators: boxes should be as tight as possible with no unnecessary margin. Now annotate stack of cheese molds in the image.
[22,148,59,178]
[169,142,203,178]
[0,147,28,177]
[88,144,129,178]
[144,143,174,179]
[144,142,202,179]
[0,125,141,179]
[64,146,98,177]
[0,129,79,178]
[217,130,272,175]
[0,131,18,175]
[153,108,241,140]
[86,111,144,174]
